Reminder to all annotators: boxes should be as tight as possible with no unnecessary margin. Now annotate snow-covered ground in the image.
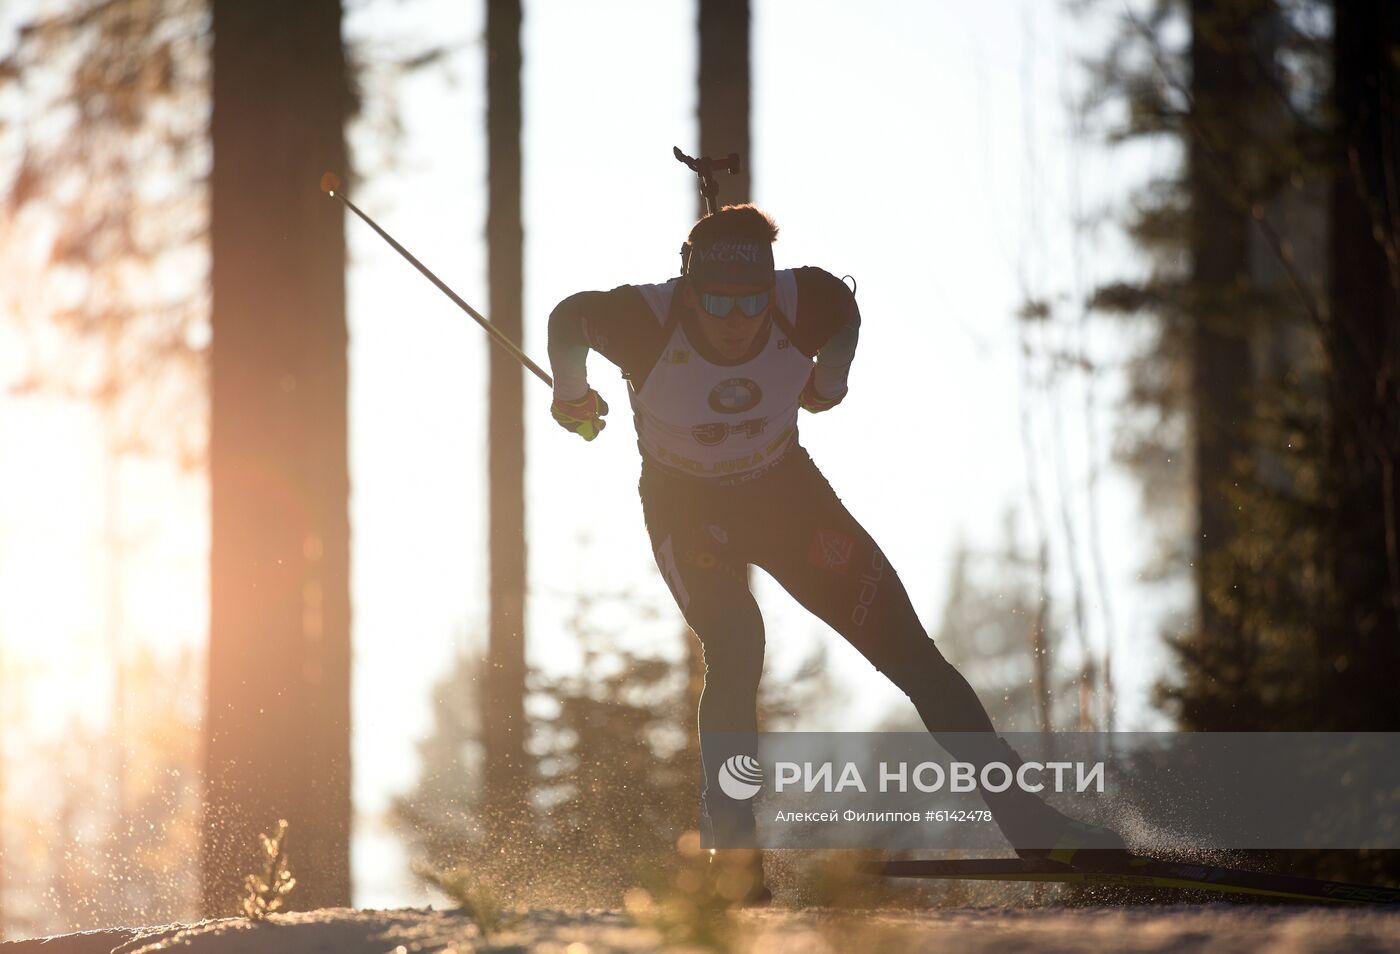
[6,905,1400,954]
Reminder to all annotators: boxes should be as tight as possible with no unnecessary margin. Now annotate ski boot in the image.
[979,738,1128,870]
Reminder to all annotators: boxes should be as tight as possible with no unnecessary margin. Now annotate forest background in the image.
[0,0,1395,938]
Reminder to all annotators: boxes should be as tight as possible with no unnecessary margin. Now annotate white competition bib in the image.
[630,271,811,480]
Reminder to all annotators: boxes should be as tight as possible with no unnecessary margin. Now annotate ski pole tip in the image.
[320,171,342,196]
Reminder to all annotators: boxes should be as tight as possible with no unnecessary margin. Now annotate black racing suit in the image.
[548,269,1080,851]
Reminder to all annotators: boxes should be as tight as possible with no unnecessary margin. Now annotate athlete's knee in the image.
[703,656,763,704]
[697,637,763,733]
[871,632,957,695]
[700,631,765,695]
[687,601,764,686]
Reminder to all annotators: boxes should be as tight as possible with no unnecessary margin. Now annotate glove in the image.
[800,369,847,413]
[551,388,609,441]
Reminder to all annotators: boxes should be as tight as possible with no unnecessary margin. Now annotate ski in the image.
[865,856,1400,907]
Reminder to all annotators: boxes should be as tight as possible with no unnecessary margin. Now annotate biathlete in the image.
[546,204,1123,902]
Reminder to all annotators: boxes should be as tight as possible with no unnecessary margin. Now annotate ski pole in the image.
[320,171,553,389]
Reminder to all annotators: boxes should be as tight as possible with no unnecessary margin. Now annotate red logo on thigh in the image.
[809,529,855,573]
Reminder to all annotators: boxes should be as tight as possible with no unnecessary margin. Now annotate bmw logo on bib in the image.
[709,378,762,414]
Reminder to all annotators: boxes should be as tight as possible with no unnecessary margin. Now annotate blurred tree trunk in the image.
[204,0,352,915]
[1182,0,1270,727]
[1325,0,1400,727]
[689,0,753,798]
[483,0,529,826]
[699,0,752,209]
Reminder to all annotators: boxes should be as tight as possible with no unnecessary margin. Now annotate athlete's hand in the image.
[800,369,847,413]
[551,388,609,441]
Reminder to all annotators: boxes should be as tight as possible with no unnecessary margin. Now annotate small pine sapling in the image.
[241,818,296,920]
[623,831,738,953]
[414,862,522,941]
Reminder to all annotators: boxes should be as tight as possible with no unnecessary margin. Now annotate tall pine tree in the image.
[1324,0,1400,728]
[204,0,352,914]
[687,0,754,828]
[482,0,529,838]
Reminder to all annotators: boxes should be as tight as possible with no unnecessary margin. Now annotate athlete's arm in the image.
[547,285,666,398]
[811,298,860,402]
[547,291,600,403]
[547,291,614,440]
[793,268,861,410]
[547,285,670,439]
